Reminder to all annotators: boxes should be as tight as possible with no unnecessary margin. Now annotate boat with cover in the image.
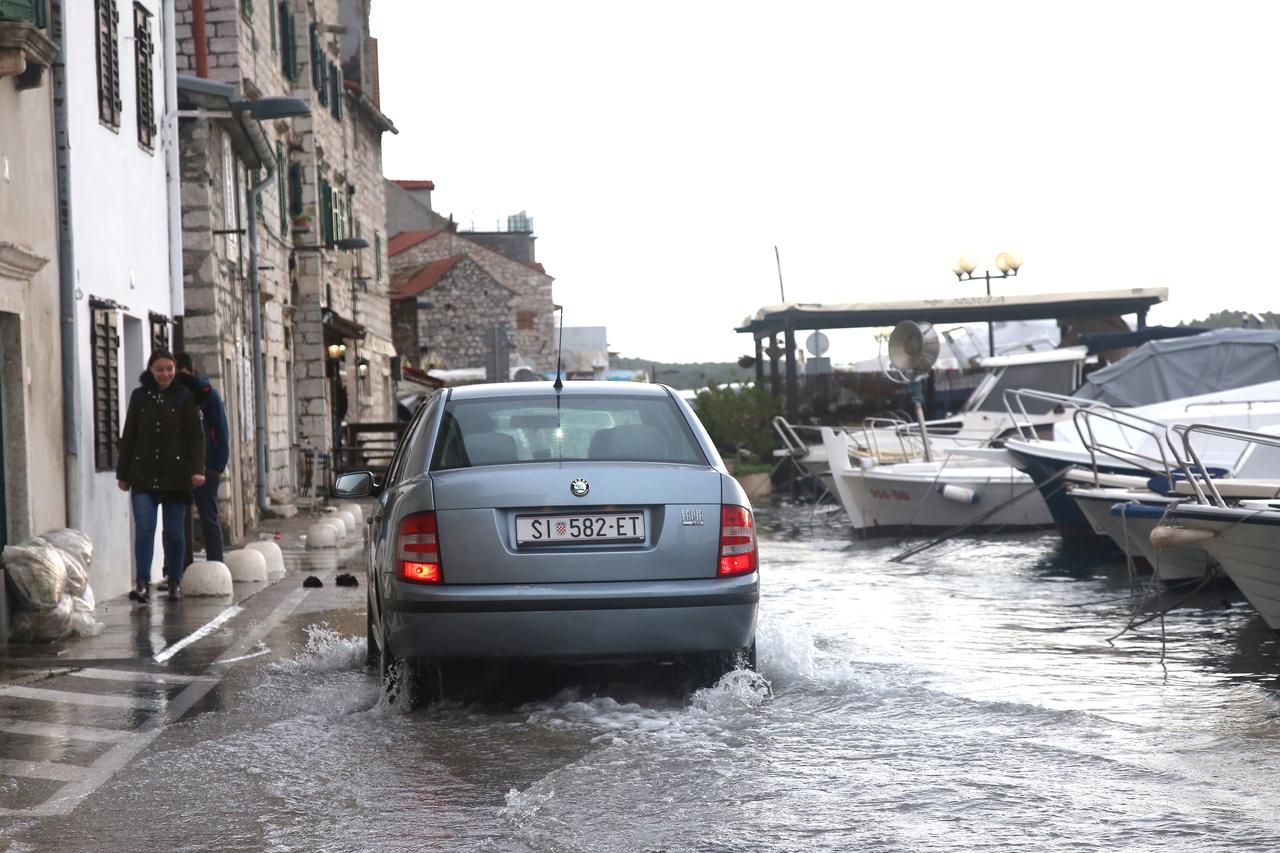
[1002,329,1280,547]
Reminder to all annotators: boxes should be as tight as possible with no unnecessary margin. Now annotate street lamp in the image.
[951,251,1024,357]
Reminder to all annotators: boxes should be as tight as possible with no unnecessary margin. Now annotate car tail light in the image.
[718,505,757,577]
[397,511,443,584]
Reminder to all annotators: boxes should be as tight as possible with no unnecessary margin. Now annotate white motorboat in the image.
[822,428,1052,535]
[1069,485,1213,582]
[776,347,1088,491]
[1162,425,1280,630]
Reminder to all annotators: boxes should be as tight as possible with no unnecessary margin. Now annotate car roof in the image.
[447,381,676,401]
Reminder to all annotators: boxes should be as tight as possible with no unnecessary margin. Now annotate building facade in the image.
[0,5,64,551]
[173,0,396,534]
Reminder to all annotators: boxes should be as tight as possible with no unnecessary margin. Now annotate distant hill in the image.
[1178,310,1280,330]
[610,357,753,390]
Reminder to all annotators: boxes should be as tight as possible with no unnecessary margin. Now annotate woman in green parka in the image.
[116,349,206,602]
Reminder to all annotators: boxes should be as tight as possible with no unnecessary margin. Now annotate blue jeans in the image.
[131,492,189,586]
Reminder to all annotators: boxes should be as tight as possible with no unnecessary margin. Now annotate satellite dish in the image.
[805,331,829,357]
[888,321,940,373]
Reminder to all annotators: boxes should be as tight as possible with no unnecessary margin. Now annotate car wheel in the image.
[379,638,404,705]
[365,605,380,669]
[741,639,758,671]
[690,650,736,689]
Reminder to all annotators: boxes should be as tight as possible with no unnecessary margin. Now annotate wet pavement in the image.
[1,501,1279,851]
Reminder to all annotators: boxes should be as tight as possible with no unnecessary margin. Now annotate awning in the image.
[322,308,365,341]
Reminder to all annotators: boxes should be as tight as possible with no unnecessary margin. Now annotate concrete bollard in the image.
[225,549,268,583]
[322,517,347,542]
[334,510,356,536]
[336,502,363,527]
[245,541,285,580]
[182,561,233,596]
[306,522,339,549]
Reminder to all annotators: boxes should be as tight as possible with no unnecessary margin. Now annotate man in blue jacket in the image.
[176,352,231,567]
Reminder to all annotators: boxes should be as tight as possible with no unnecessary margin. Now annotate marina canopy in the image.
[736,287,1168,337]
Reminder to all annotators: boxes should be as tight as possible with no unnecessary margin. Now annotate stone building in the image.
[388,225,556,371]
[173,0,395,530]
[0,6,64,552]
[390,255,515,371]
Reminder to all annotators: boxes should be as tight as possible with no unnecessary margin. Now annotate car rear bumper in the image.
[382,575,759,660]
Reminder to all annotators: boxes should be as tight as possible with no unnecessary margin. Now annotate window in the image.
[279,2,297,80]
[287,161,304,217]
[329,61,342,119]
[222,134,238,256]
[94,0,121,130]
[318,176,333,245]
[90,303,121,471]
[268,0,276,54]
[149,312,169,352]
[0,0,48,27]
[374,231,383,283]
[240,0,251,22]
[431,395,706,471]
[310,23,326,102]
[276,141,288,235]
[133,4,155,152]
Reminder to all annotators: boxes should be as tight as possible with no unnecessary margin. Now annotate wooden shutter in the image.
[149,312,169,352]
[240,0,251,22]
[288,161,303,217]
[312,24,327,106]
[95,0,121,129]
[90,304,121,471]
[133,3,155,151]
[319,178,333,246]
[0,0,47,27]
[374,231,383,283]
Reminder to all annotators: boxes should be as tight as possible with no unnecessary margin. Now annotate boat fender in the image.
[938,484,980,505]
[1150,526,1215,549]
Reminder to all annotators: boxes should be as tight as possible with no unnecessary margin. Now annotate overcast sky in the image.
[371,1,1279,364]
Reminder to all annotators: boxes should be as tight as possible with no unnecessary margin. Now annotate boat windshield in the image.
[963,361,1081,413]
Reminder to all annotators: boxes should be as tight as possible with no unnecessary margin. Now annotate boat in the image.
[1165,424,1280,631]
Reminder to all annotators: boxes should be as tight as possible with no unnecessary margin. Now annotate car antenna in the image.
[553,305,565,392]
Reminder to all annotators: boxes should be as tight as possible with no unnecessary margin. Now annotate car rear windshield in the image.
[430,394,707,470]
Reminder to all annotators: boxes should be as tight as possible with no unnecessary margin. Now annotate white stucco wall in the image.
[64,0,176,600]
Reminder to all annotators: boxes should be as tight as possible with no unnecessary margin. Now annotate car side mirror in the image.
[334,471,376,498]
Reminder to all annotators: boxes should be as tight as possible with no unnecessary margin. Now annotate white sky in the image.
[372,1,1279,364]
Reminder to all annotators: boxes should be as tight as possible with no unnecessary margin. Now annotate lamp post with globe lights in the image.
[952,251,1023,357]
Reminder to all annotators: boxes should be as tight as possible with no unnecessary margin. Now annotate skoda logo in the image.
[570,478,590,498]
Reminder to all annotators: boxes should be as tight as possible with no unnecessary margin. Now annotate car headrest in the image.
[599,424,668,460]
[462,432,519,465]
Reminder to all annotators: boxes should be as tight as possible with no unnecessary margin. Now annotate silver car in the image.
[334,381,760,701]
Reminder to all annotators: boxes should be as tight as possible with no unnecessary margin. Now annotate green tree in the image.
[692,384,780,461]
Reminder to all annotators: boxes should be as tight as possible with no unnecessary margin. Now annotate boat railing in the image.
[771,417,814,458]
[855,417,927,463]
[1181,399,1280,412]
[1170,424,1280,507]
[1003,389,1103,441]
[1071,407,1176,484]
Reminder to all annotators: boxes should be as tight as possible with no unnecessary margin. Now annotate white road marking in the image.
[70,668,216,686]
[0,719,132,744]
[0,759,88,783]
[152,605,244,664]
[27,565,341,817]
[214,648,271,665]
[0,685,166,712]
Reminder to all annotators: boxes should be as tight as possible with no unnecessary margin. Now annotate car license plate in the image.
[516,512,645,545]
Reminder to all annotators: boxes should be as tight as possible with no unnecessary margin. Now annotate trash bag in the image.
[70,584,102,637]
[13,593,74,642]
[38,528,93,597]
[3,541,67,611]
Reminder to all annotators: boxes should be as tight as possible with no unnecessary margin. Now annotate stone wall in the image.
[392,257,516,370]
[389,231,556,370]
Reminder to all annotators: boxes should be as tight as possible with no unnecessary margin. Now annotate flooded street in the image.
[5,502,1280,852]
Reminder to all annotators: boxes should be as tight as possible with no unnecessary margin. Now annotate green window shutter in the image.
[375,231,383,283]
[268,0,276,54]
[276,141,287,234]
[0,0,46,26]
[319,179,333,246]
[240,0,251,22]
